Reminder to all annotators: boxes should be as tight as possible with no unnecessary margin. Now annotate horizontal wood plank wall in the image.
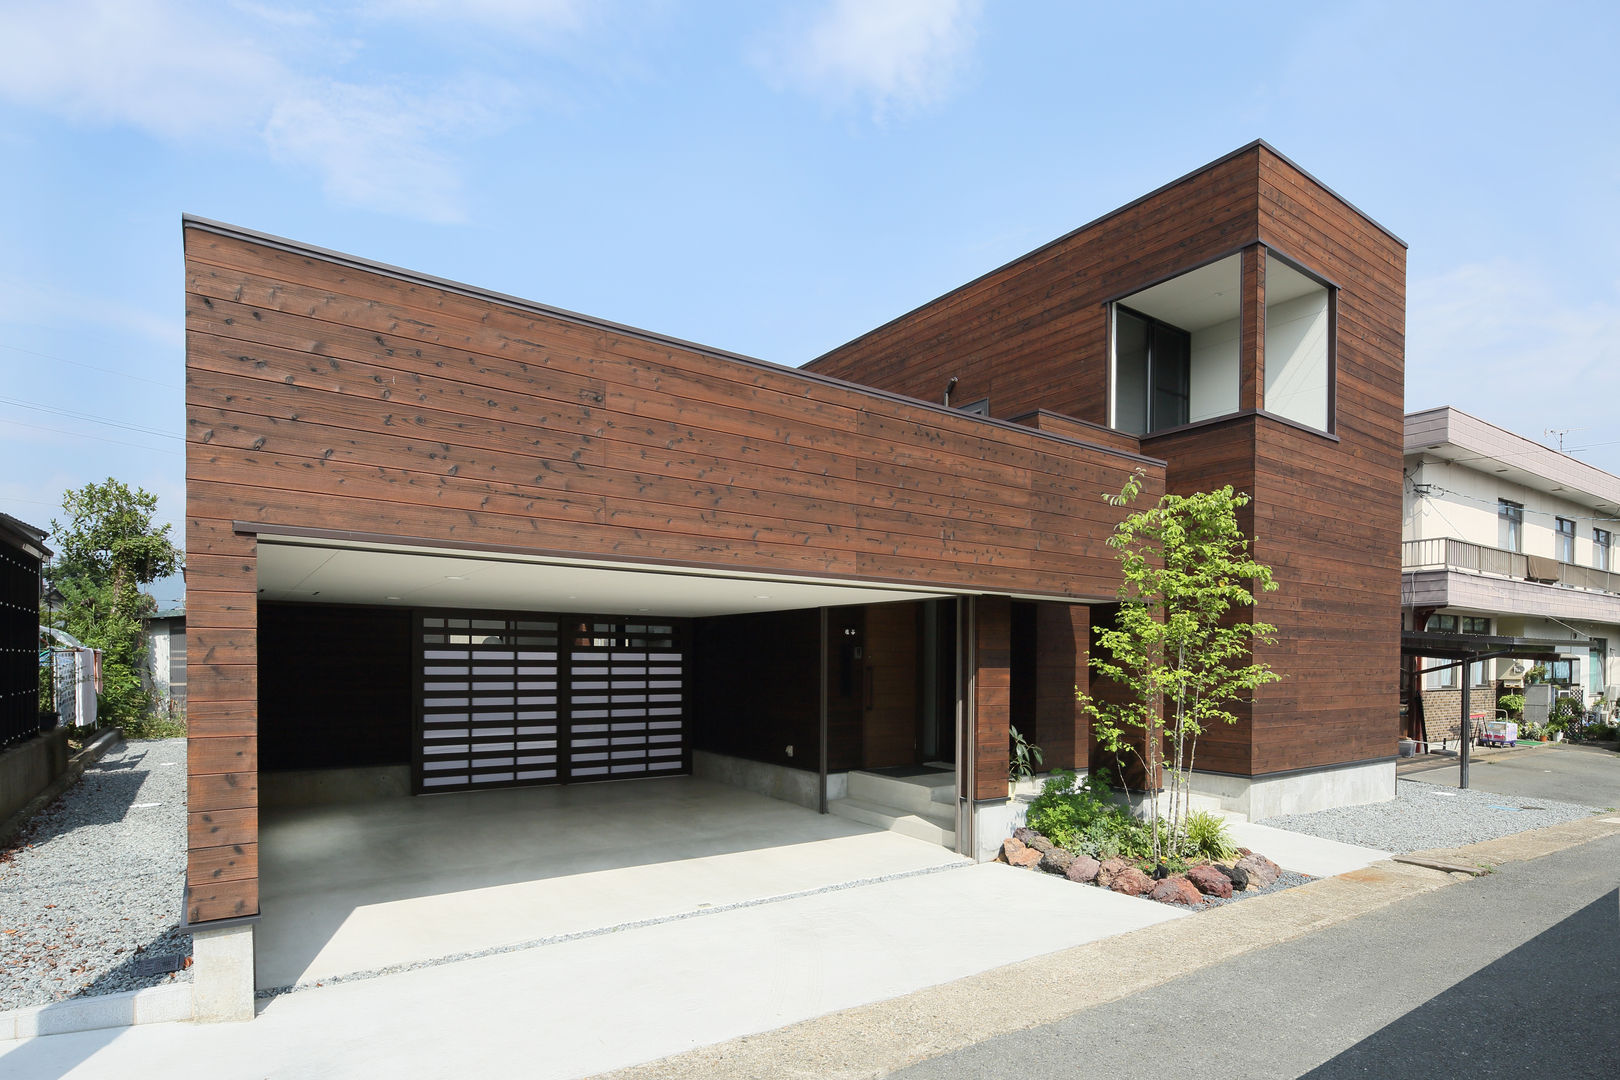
[1008,411,1144,458]
[185,521,258,924]
[1140,416,1260,776]
[1033,601,1089,773]
[183,229,1163,924]
[973,596,1011,801]
[1250,146,1405,774]
[863,602,920,769]
[803,151,1263,427]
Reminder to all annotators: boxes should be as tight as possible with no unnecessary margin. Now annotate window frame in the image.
[1556,516,1576,563]
[1498,499,1524,553]
[1595,527,1611,572]
[1110,303,1192,435]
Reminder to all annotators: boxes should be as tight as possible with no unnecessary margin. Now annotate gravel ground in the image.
[1257,778,1603,854]
[0,736,192,1012]
[1200,868,1313,908]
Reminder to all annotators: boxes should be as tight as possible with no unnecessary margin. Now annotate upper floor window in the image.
[1498,500,1523,552]
[955,397,989,416]
[1595,528,1611,571]
[1556,517,1576,562]
[1109,250,1334,436]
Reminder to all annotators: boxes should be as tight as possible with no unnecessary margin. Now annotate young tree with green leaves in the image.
[46,479,183,726]
[1080,471,1281,862]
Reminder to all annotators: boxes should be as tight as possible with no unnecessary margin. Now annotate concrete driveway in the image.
[1400,743,1620,808]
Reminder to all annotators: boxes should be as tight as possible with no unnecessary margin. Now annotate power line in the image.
[0,416,184,457]
[0,342,180,389]
[0,395,182,441]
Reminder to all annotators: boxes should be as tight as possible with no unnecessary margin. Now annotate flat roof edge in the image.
[180,216,1164,470]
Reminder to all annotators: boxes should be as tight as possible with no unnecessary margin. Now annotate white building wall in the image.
[1406,457,1613,568]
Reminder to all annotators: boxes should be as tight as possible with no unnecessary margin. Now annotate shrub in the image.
[1181,810,1240,862]
[1497,693,1525,718]
[1025,769,1155,859]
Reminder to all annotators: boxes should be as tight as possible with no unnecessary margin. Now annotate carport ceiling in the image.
[254,537,954,617]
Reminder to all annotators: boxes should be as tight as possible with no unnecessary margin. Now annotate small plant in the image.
[1497,693,1525,719]
[1009,725,1044,783]
[1182,809,1240,862]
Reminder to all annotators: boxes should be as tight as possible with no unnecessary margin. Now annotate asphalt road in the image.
[1402,743,1620,809]
[885,830,1620,1079]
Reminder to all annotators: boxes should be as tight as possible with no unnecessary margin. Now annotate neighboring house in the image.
[0,512,50,749]
[180,140,1406,1018]
[141,606,186,716]
[1403,407,1620,743]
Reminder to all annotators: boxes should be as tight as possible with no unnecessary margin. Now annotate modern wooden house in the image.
[181,140,1405,1018]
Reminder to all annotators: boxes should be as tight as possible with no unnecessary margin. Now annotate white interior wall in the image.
[1264,290,1330,430]
[1188,316,1239,422]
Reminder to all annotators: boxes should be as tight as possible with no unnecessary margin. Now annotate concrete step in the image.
[846,770,956,816]
[828,796,956,848]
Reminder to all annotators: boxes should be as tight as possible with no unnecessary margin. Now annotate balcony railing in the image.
[1402,537,1620,597]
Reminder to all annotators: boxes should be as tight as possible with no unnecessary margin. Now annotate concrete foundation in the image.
[1187,759,1397,820]
[191,923,256,1023]
[0,727,70,826]
[260,765,410,809]
[691,750,845,811]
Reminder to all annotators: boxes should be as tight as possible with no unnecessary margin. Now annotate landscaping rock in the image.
[1186,864,1233,898]
[1000,837,1044,868]
[1235,852,1282,889]
[1038,848,1075,875]
[1096,857,1131,888]
[1218,863,1250,891]
[1108,866,1154,897]
[1148,875,1203,906]
[1065,855,1101,884]
[1012,826,1040,846]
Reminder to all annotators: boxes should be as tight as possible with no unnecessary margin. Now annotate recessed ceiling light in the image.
[444,575,467,581]
[754,594,771,599]
[638,608,650,612]
[386,596,402,601]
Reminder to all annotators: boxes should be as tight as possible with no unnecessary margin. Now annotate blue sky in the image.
[3,0,1618,603]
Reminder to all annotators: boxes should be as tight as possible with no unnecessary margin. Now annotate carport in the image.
[250,534,984,988]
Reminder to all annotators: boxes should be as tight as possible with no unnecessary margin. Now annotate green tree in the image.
[46,479,183,726]
[1080,471,1282,862]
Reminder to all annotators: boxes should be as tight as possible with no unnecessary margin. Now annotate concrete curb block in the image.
[0,728,122,850]
[0,983,193,1042]
[596,814,1620,1080]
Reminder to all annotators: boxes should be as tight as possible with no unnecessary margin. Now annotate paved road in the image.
[1402,743,1620,808]
[886,831,1620,1079]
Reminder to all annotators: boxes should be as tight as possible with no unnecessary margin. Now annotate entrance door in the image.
[918,599,957,765]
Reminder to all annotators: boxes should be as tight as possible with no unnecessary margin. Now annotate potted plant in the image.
[1009,725,1044,796]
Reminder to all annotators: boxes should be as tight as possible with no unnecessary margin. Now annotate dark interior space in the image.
[692,608,823,772]
[259,602,413,771]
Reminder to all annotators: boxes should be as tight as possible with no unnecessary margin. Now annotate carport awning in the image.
[254,534,961,616]
[1402,630,1568,665]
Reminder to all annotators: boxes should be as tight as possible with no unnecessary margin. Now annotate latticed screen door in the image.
[414,612,687,792]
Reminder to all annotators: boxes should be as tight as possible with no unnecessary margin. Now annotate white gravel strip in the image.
[1257,778,1602,854]
[0,737,191,1011]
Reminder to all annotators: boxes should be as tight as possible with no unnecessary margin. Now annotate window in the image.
[1596,528,1612,571]
[1113,306,1190,434]
[1498,500,1523,552]
[1425,659,1456,690]
[1426,614,1457,633]
[1556,517,1576,563]
[1469,660,1490,687]
[1461,616,1490,635]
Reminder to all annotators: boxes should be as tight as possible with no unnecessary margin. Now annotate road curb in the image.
[594,814,1620,1080]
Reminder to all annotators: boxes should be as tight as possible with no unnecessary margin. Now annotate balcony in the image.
[1402,538,1620,596]
[1403,537,1620,625]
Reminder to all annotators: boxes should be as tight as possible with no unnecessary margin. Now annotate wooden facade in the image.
[809,140,1406,783]
[183,139,1403,927]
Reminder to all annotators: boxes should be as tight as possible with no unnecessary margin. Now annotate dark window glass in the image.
[1596,528,1612,571]
[1113,305,1190,434]
[1114,309,1149,435]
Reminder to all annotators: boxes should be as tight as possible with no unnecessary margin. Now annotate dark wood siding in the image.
[973,596,1012,801]
[258,603,412,772]
[863,601,920,768]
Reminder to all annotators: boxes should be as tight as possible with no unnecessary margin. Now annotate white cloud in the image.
[0,0,535,223]
[1408,258,1620,471]
[753,0,982,120]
